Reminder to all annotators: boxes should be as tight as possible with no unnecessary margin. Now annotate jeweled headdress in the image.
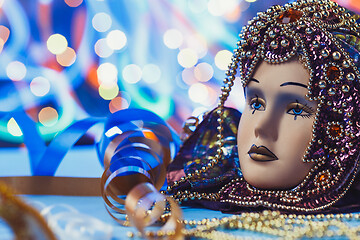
[220,0,360,212]
[168,0,360,212]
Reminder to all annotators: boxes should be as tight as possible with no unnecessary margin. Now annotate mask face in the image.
[237,59,318,190]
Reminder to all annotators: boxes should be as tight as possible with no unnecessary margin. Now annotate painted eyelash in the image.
[291,101,315,120]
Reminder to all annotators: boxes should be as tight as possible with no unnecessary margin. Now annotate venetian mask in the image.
[219,0,360,211]
[168,0,360,213]
[237,59,317,190]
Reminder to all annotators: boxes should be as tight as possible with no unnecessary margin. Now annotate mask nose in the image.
[254,109,279,141]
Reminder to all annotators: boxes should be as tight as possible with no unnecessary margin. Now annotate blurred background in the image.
[0,0,358,145]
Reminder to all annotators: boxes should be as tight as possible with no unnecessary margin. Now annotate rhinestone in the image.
[322,11,329,18]
[327,87,336,95]
[315,171,331,185]
[314,12,322,18]
[276,9,303,24]
[326,66,340,81]
[281,39,290,47]
[321,49,329,57]
[270,40,278,49]
[332,51,341,60]
[256,21,264,28]
[269,30,276,38]
[342,85,350,93]
[305,27,313,34]
[246,51,255,59]
[330,124,341,137]
[342,60,350,68]
[312,40,319,48]
[318,80,326,89]
[346,73,355,81]
[253,36,260,44]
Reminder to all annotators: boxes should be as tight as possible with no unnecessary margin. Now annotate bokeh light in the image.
[56,47,76,67]
[194,62,214,82]
[6,61,27,81]
[38,107,59,127]
[188,0,208,14]
[97,63,118,87]
[106,30,127,50]
[181,68,197,86]
[99,84,119,100]
[0,25,10,43]
[64,0,83,7]
[0,39,4,53]
[92,12,112,32]
[163,29,183,49]
[109,96,129,113]
[188,83,208,103]
[177,48,198,68]
[0,0,296,143]
[7,118,23,137]
[214,50,232,70]
[192,106,208,117]
[142,64,161,84]
[30,76,51,97]
[208,0,240,16]
[94,38,114,58]
[47,34,68,55]
[122,64,142,84]
[185,34,208,59]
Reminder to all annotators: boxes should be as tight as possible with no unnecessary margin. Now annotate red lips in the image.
[247,144,278,161]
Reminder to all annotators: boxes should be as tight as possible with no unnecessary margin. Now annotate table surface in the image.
[0,146,357,239]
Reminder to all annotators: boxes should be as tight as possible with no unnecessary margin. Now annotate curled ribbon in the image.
[98,109,184,237]
[3,107,183,237]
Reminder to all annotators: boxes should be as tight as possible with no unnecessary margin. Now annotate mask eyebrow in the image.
[249,78,260,83]
[280,82,308,89]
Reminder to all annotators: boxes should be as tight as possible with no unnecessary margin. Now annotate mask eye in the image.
[249,96,265,114]
[287,102,314,120]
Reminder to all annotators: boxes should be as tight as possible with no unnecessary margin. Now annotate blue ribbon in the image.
[11,108,180,178]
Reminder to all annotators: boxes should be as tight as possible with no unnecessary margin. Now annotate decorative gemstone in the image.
[276,9,303,24]
[268,30,276,38]
[281,39,290,47]
[329,124,341,137]
[342,85,350,93]
[342,60,350,68]
[315,171,331,187]
[312,40,319,48]
[246,51,254,58]
[314,12,322,19]
[319,173,329,182]
[322,11,329,18]
[328,87,336,95]
[346,73,355,81]
[252,27,260,35]
[256,21,264,28]
[308,6,316,12]
[332,51,341,60]
[321,49,329,57]
[253,36,260,44]
[270,40,278,49]
[318,80,326,89]
[305,27,313,34]
[326,66,340,81]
